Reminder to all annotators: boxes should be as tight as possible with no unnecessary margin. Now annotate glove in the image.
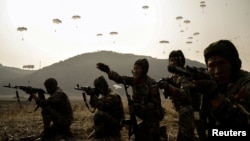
[129,103,139,113]
[84,87,94,96]
[194,79,218,94]
[96,62,110,73]
[36,99,47,108]
[157,79,169,89]
[90,95,104,109]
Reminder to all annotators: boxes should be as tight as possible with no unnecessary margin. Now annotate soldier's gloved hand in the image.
[129,103,139,113]
[84,87,94,95]
[36,99,47,108]
[96,63,110,73]
[157,80,169,89]
[90,95,99,107]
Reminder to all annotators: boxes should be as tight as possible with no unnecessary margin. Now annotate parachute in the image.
[97,33,103,36]
[159,40,169,44]
[17,27,28,40]
[17,27,27,31]
[52,18,62,32]
[72,15,81,28]
[176,16,183,27]
[72,15,81,20]
[159,40,169,54]
[193,32,200,36]
[200,1,205,4]
[53,18,62,24]
[142,5,149,9]
[193,32,200,42]
[110,32,118,35]
[184,20,191,24]
[23,65,34,69]
[200,4,206,8]
[142,5,149,16]
[110,31,118,44]
[183,20,191,30]
[200,1,206,13]
[176,16,183,20]
[97,33,103,42]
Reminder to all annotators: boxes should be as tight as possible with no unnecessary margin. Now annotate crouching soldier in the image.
[31,78,74,141]
[87,76,125,141]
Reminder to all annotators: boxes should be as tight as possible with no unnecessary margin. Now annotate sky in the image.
[0,0,250,70]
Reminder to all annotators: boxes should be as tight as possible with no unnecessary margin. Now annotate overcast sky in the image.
[0,0,249,70]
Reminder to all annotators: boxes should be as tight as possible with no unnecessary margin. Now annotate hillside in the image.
[0,64,34,84]
[0,51,206,96]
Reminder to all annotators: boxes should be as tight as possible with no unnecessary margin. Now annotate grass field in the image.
[0,96,178,141]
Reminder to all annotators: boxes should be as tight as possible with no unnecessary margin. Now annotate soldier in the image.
[87,75,125,140]
[31,78,74,141]
[158,50,196,141]
[97,58,166,141]
[200,40,250,137]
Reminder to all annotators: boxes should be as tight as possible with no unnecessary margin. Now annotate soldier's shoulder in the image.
[145,75,157,84]
[237,70,250,85]
[109,91,121,98]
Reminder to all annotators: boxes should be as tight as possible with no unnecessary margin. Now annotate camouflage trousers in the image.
[177,105,195,141]
[134,121,167,141]
[134,108,166,141]
[41,107,73,140]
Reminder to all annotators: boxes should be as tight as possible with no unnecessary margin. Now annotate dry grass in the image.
[0,97,178,141]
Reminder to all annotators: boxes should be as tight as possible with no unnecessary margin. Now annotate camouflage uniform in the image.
[37,85,73,140]
[88,76,125,140]
[97,59,165,141]
[109,72,165,141]
[164,74,195,141]
[161,50,195,141]
[202,40,250,135]
[208,70,250,128]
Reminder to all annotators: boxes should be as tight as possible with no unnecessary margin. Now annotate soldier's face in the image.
[169,57,178,66]
[207,56,233,87]
[45,87,53,95]
[132,64,143,80]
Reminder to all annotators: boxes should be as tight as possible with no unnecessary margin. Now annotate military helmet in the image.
[134,58,149,76]
[169,50,185,67]
[204,39,241,75]
[94,75,109,92]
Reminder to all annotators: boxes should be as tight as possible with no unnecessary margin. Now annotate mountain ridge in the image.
[0,51,206,96]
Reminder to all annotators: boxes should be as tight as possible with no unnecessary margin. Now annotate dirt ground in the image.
[0,97,178,141]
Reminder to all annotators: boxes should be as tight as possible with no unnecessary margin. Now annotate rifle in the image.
[3,83,46,111]
[74,84,98,113]
[167,65,210,80]
[167,65,210,141]
[156,77,180,99]
[120,80,138,140]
